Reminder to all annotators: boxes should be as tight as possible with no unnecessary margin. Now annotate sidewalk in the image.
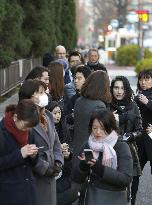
[106,64,135,71]
[106,64,136,77]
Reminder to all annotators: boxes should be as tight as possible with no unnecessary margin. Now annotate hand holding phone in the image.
[84,149,94,162]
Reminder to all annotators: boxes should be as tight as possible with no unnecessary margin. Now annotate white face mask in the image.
[36,94,48,108]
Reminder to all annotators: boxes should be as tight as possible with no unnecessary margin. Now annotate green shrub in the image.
[144,48,152,59]
[135,58,152,74]
[116,45,138,66]
[116,45,152,66]
[0,49,13,68]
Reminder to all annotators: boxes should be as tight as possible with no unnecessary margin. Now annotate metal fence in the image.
[0,58,42,96]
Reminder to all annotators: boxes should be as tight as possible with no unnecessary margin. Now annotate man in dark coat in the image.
[87,48,107,72]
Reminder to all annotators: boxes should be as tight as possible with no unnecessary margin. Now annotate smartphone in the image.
[84,149,93,161]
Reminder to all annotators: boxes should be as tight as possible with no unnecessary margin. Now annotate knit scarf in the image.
[88,130,118,169]
[4,112,28,147]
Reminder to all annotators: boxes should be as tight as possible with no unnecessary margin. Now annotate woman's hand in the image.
[78,153,85,161]
[138,94,148,105]
[113,110,119,122]
[21,144,38,158]
[61,143,70,159]
[146,124,152,134]
[78,153,96,166]
[61,143,69,152]
[62,150,70,159]
[87,159,96,166]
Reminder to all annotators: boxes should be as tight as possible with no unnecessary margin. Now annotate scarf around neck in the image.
[4,112,28,147]
[88,130,118,169]
[87,61,99,67]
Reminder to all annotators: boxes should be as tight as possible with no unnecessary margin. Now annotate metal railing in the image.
[0,58,42,96]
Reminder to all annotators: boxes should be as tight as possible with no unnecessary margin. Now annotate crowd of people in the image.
[0,45,152,205]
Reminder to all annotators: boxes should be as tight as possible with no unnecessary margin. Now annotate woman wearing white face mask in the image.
[19,79,64,205]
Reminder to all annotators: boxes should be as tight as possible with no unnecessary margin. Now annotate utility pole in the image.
[137,0,144,60]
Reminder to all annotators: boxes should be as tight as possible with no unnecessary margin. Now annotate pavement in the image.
[0,64,151,205]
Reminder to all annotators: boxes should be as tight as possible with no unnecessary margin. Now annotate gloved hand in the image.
[45,167,55,177]
[53,161,63,176]
[45,161,62,177]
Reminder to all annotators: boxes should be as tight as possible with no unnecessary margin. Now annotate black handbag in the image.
[85,182,127,205]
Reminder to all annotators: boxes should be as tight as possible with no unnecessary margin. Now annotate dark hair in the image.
[25,66,48,80]
[48,62,64,101]
[137,69,152,91]
[43,53,54,67]
[19,79,46,101]
[68,51,84,63]
[70,64,81,77]
[110,76,133,101]
[81,70,111,103]
[89,110,118,134]
[75,65,91,79]
[49,101,61,112]
[5,99,39,128]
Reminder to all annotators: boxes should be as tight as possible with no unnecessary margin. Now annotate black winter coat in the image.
[87,62,107,72]
[0,120,37,205]
[73,96,106,158]
[134,88,152,130]
[110,101,142,176]
[72,140,133,191]
[134,88,152,161]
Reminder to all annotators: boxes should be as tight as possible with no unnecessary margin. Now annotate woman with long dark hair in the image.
[48,62,64,108]
[110,76,142,205]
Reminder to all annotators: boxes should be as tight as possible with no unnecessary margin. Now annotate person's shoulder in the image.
[97,63,107,71]
[91,99,106,108]
[78,97,105,107]
[64,81,74,89]
[115,139,130,154]
[130,100,140,110]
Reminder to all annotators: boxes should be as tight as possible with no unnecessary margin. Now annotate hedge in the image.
[135,58,152,73]
[116,45,152,66]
